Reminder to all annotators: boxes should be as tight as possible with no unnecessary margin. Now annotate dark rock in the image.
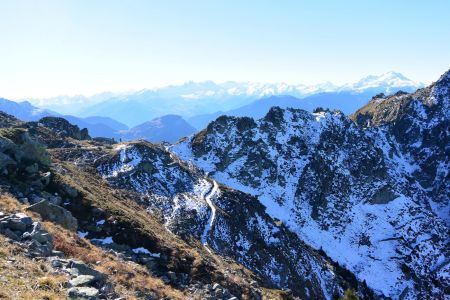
[25,163,39,175]
[63,184,79,199]
[27,239,53,257]
[40,172,52,187]
[6,219,28,232]
[370,186,398,204]
[38,117,91,140]
[2,228,20,241]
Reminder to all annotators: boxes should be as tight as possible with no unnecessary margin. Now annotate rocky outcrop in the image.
[38,116,91,140]
[0,212,54,257]
[27,200,78,231]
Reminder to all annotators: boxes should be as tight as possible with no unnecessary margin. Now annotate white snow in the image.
[91,236,114,245]
[132,247,161,257]
[200,180,219,247]
[101,144,142,178]
[77,231,89,238]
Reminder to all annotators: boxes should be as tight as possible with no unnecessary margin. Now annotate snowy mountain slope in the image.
[342,71,422,93]
[352,70,450,224]
[170,71,450,299]
[92,141,374,299]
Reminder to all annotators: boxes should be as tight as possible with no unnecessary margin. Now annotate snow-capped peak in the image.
[344,71,422,91]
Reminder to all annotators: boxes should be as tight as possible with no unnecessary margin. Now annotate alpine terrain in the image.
[171,70,450,299]
[0,71,448,300]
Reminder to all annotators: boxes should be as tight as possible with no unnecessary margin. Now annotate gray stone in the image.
[212,283,221,290]
[69,275,96,287]
[68,260,106,281]
[69,268,80,277]
[99,282,114,294]
[223,289,231,298]
[26,200,78,231]
[370,186,398,204]
[250,280,258,287]
[49,195,62,206]
[161,275,170,284]
[51,259,64,268]
[31,231,53,244]
[68,286,99,299]
[30,194,43,204]
[28,239,53,257]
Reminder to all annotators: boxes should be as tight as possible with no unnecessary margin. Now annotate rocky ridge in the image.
[94,141,373,299]
[171,71,450,299]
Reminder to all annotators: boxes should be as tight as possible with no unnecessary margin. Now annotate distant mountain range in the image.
[0,98,194,143]
[188,91,388,129]
[1,71,423,141]
[24,71,423,127]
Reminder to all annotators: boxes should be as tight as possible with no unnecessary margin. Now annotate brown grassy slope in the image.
[0,194,186,299]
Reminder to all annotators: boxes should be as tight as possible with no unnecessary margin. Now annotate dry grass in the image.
[44,220,185,299]
[0,195,184,299]
[0,235,68,300]
[0,194,24,213]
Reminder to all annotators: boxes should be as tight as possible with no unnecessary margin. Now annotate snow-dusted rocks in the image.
[171,70,450,299]
[95,140,373,298]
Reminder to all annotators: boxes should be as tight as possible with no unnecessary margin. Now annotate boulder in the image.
[63,184,79,199]
[27,239,53,257]
[68,260,106,282]
[68,286,99,299]
[69,275,96,287]
[26,200,78,231]
[1,213,33,233]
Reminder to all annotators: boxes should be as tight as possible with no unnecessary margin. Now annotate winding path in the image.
[201,179,219,249]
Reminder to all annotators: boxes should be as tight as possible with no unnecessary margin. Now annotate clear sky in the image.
[0,0,449,99]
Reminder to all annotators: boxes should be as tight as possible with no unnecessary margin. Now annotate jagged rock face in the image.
[0,127,51,179]
[171,93,449,298]
[37,116,91,140]
[352,70,450,222]
[95,141,371,299]
[96,141,200,200]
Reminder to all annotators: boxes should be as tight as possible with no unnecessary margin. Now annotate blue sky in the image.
[0,0,449,98]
